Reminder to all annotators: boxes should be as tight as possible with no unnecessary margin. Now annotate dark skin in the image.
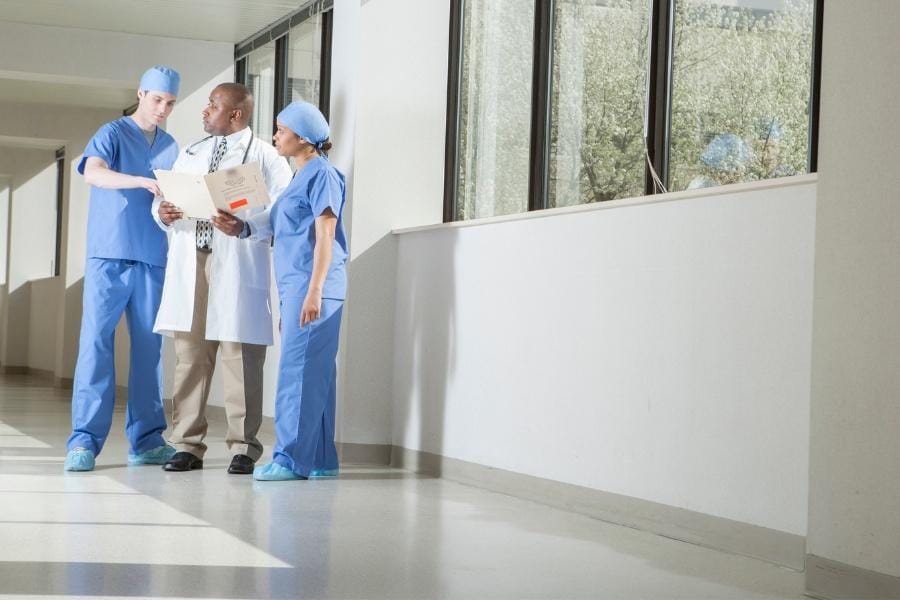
[158,83,253,234]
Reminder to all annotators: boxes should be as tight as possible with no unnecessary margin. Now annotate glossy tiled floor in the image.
[0,374,805,599]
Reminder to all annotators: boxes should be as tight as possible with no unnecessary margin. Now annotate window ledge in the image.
[393,173,817,236]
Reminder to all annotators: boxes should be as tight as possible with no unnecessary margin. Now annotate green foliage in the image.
[456,0,814,220]
[669,0,813,191]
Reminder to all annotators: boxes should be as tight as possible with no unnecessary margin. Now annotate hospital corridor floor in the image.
[0,373,805,599]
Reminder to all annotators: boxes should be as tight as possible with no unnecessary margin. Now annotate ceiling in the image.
[0,0,304,118]
[0,0,300,43]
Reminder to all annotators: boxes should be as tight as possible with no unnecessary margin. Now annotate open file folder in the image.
[154,162,270,219]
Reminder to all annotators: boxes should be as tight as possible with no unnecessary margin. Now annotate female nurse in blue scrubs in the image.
[220,101,347,481]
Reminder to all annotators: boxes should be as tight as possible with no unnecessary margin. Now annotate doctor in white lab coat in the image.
[152,82,292,474]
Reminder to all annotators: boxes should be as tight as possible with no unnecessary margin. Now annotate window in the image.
[245,41,277,143]
[287,13,323,108]
[548,0,651,208]
[455,0,535,220]
[235,1,334,142]
[668,0,816,191]
[445,0,823,221]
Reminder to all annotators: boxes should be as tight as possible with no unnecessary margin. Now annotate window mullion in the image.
[443,0,464,223]
[319,10,334,121]
[527,0,554,213]
[273,35,288,136]
[808,0,824,173]
[645,0,673,195]
[234,57,247,86]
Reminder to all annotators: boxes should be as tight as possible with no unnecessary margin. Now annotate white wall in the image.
[809,0,900,578]
[12,159,59,373]
[351,0,449,252]
[393,177,816,535]
[0,149,57,368]
[334,0,449,443]
[2,157,56,291]
[11,162,57,286]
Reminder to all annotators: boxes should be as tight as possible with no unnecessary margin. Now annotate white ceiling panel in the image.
[0,0,301,43]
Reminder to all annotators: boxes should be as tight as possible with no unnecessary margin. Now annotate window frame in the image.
[234,0,335,138]
[444,0,824,222]
[54,147,64,278]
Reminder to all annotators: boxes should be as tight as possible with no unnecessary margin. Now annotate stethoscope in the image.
[184,135,254,166]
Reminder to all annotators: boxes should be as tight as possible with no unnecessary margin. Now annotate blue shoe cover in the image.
[64,448,95,472]
[128,445,177,466]
[253,462,307,481]
[309,468,339,478]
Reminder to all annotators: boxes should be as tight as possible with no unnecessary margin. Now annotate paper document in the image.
[154,162,270,219]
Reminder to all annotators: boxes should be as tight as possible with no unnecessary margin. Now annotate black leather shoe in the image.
[163,451,203,471]
[228,454,255,475]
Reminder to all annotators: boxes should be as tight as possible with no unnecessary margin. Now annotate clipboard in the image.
[154,162,270,219]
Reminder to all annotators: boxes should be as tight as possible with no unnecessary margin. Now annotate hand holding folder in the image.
[154,162,270,219]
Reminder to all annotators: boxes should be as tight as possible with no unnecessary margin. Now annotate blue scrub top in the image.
[78,117,178,268]
[271,156,348,300]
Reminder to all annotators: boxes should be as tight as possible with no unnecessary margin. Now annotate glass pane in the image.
[549,0,651,208]
[246,41,277,143]
[668,0,815,191]
[456,0,535,221]
[288,14,323,108]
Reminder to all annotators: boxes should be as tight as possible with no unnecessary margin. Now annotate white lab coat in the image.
[152,128,293,346]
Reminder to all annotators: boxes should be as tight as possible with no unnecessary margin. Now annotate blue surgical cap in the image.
[277,101,329,148]
[139,65,180,96]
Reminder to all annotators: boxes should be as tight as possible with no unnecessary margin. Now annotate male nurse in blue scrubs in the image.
[64,66,181,472]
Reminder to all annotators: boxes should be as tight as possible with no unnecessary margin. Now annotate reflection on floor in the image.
[0,374,805,599]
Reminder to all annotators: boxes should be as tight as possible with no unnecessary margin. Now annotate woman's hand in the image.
[300,289,322,326]
[211,209,245,236]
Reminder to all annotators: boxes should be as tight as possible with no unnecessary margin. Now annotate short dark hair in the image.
[214,83,254,126]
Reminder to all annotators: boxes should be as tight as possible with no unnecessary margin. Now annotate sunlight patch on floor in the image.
[0,474,289,569]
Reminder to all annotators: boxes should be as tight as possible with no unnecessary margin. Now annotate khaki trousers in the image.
[168,250,266,460]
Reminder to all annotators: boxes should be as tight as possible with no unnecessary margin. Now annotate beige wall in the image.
[29,277,60,373]
[0,148,57,368]
[0,104,116,375]
[809,0,900,580]
[0,21,233,384]
[0,181,9,286]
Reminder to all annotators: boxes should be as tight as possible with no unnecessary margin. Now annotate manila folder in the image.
[153,170,214,220]
[204,162,270,214]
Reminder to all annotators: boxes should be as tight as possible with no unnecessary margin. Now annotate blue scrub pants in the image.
[272,297,343,476]
[67,258,166,455]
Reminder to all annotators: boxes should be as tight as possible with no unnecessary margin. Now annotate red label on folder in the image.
[229,198,249,210]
